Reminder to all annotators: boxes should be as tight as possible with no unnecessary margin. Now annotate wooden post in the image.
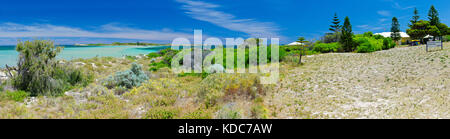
[426,42,428,52]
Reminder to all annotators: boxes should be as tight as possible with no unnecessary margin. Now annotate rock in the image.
[91,63,97,68]
[206,64,225,73]
[74,62,86,66]
[0,72,7,80]
[150,58,157,63]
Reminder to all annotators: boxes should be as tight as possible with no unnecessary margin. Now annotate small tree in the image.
[296,37,308,64]
[340,16,354,52]
[10,40,92,96]
[13,40,63,96]
[391,17,401,45]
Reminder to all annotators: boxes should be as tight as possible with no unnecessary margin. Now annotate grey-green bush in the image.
[104,63,149,89]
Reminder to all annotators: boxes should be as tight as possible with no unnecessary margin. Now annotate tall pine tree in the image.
[409,8,419,27]
[329,13,341,32]
[391,17,401,45]
[428,5,440,40]
[428,5,440,26]
[340,16,354,52]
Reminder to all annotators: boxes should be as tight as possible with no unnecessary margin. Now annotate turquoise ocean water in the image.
[0,45,169,67]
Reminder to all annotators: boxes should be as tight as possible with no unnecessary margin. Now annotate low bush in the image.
[382,38,396,50]
[215,103,242,119]
[143,107,179,119]
[103,63,149,89]
[2,90,29,102]
[199,73,266,108]
[313,42,341,53]
[354,36,383,53]
[181,108,213,119]
[250,97,269,119]
[148,48,180,71]
[146,52,161,59]
[445,35,450,42]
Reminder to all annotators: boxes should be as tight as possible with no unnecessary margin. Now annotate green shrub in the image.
[143,107,179,119]
[147,52,161,58]
[216,103,242,119]
[181,109,213,119]
[12,40,92,96]
[149,62,169,71]
[3,90,29,102]
[148,48,180,71]
[251,102,269,119]
[373,34,385,39]
[53,66,93,90]
[354,36,383,53]
[104,63,149,89]
[445,35,450,42]
[382,38,396,50]
[313,42,341,53]
[363,31,373,37]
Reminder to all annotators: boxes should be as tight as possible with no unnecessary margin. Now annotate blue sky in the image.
[0,0,449,45]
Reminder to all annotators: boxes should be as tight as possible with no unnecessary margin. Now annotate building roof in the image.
[287,42,305,46]
[374,32,410,38]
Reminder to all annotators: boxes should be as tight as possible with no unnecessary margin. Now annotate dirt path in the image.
[268,44,450,119]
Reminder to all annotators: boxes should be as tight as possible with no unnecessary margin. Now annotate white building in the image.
[374,32,410,38]
[287,42,305,46]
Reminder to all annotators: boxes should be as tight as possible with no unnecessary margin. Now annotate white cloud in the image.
[377,10,391,17]
[0,22,195,41]
[176,0,281,38]
[356,24,385,32]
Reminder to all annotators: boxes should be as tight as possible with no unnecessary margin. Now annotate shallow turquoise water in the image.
[0,45,169,67]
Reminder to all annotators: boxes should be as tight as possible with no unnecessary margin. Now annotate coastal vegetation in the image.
[0,5,449,119]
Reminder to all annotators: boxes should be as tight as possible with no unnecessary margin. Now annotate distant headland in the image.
[75,42,170,46]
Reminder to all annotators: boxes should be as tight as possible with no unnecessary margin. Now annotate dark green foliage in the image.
[329,13,342,32]
[104,63,149,89]
[409,8,420,27]
[373,34,385,40]
[148,48,180,71]
[53,66,94,91]
[428,5,440,26]
[12,40,91,96]
[437,23,449,36]
[340,16,355,52]
[407,20,431,41]
[363,31,373,37]
[391,17,401,43]
[321,32,342,43]
[382,38,396,50]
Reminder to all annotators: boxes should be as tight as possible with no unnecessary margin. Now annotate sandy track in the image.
[268,44,449,119]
